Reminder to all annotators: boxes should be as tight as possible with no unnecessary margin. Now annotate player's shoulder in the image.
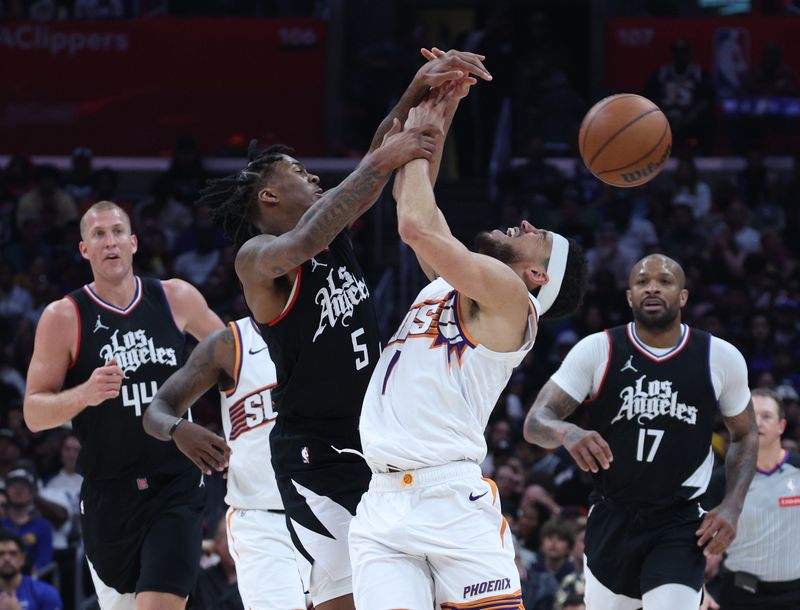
[571,330,610,352]
[39,297,79,328]
[707,334,747,366]
[160,277,207,309]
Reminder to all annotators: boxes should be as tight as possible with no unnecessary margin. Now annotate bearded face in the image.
[474,231,518,264]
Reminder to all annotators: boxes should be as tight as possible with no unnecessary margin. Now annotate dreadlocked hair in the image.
[196,140,293,246]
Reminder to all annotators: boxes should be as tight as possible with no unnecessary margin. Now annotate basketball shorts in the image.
[584,497,705,603]
[80,468,205,596]
[270,420,371,605]
[225,507,308,610]
[349,462,523,610]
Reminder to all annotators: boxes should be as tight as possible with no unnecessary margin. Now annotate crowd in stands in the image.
[2,134,800,608]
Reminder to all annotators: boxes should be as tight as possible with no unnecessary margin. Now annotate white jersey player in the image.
[349,86,588,610]
[144,317,307,610]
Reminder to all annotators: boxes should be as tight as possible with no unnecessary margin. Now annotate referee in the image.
[705,388,800,609]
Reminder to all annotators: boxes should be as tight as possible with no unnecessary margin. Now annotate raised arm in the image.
[368,47,491,154]
[24,299,124,433]
[143,327,234,475]
[524,380,613,474]
[696,401,757,557]
[395,92,529,319]
[236,124,437,286]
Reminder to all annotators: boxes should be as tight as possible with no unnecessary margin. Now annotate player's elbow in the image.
[398,215,426,247]
[23,400,46,434]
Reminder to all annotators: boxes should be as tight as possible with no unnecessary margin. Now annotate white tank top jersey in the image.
[220,318,283,511]
[360,278,540,473]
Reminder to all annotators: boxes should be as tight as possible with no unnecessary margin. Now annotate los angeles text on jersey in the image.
[313,266,370,342]
[611,374,698,425]
[98,328,177,373]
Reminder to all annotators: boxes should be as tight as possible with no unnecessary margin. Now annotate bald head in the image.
[80,200,131,239]
[629,255,685,290]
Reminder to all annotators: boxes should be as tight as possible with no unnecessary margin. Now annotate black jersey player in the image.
[23,201,223,610]
[524,255,758,610]
[192,49,492,610]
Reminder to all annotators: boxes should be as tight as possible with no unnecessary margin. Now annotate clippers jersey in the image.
[220,318,282,511]
[587,324,717,506]
[63,277,189,481]
[257,232,380,423]
[360,278,539,472]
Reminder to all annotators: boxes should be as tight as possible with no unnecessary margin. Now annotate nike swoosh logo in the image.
[469,491,488,501]
[248,347,267,355]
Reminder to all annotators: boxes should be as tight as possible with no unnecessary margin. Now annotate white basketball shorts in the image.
[349,461,523,610]
[225,507,308,610]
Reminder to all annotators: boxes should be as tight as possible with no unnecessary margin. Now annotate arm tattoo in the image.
[243,163,388,282]
[144,330,230,440]
[524,381,581,448]
[722,401,758,510]
[295,163,387,246]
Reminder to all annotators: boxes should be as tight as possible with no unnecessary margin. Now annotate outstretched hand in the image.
[421,47,480,100]
[415,46,491,88]
[376,118,438,170]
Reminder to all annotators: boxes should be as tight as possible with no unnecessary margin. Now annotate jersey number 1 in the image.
[636,428,664,462]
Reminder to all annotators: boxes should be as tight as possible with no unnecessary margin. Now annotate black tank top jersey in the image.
[587,324,717,506]
[64,277,191,482]
[257,232,380,423]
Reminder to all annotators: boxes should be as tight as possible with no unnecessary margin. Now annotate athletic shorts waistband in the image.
[369,461,481,491]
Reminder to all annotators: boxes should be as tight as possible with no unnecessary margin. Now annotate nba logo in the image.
[301,446,310,464]
[136,478,149,491]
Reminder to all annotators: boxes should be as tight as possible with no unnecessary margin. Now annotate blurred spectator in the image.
[0,469,54,573]
[2,156,33,201]
[661,203,708,260]
[188,518,243,610]
[0,263,33,322]
[0,529,62,610]
[532,519,577,583]
[62,148,94,206]
[172,226,220,287]
[15,166,78,233]
[644,39,715,154]
[44,434,81,610]
[0,433,21,482]
[607,193,659,261]
[671,157,712,219]
[723,198,761,255]
[585,223,638,288]
[151,135,211,208]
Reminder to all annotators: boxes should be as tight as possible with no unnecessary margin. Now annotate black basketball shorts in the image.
[270,420,371,582]
[584,497,706,599]
[80,468,206,596]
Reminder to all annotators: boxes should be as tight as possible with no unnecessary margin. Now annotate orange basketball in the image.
[578,94,672,188]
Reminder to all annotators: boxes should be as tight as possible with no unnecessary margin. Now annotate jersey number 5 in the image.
[351,328,369,370]
[636,428,664,463]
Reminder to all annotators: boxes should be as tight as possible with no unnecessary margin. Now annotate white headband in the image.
[537,232,569,315]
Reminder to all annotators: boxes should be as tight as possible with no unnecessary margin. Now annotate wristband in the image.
[168,418,184,441]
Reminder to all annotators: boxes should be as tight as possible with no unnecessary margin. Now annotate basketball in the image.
[579,94,672,188]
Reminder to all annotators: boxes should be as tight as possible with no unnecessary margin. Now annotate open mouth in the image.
[506,227,520,237]
[642,298,664,312]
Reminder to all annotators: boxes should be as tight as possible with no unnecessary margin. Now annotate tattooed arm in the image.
[696,401,758,557]
[143,327,235,475]
[524,380,614,474]
[235,122,437,286]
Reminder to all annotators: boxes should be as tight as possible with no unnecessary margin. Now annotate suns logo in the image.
[386,291,474,367]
